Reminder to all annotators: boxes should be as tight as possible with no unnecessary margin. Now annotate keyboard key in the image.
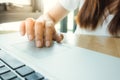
[0,52,25,69]
[0,61,5,68]
[25,72,44,80]
[1,71,17,80]
[12,77,22,80]
[0,66,10,74]
[42,79,48,80]
[16,66,34,77]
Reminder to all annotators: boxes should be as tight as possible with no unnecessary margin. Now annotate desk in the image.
[63,34,120,58]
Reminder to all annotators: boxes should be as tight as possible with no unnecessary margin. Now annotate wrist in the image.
[37,13,56,26]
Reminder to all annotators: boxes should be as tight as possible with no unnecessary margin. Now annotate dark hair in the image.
[76,0,120,36]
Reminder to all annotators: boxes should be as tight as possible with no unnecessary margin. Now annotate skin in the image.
[20,1,69,48]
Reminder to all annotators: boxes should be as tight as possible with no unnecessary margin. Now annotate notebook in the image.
[0,32,120,80]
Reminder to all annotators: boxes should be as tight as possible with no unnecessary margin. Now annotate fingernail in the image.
[28,35,33,41]
[46,41,50,47]
[36,41,42,47]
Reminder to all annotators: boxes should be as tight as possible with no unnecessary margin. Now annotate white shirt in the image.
[59,0,114,36]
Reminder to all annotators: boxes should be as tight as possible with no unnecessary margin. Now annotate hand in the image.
[19,15,63,48]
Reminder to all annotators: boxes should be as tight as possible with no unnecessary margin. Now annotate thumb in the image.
[53,33,64,43]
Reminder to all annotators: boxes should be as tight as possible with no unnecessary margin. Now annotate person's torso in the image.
[75,15,114,36]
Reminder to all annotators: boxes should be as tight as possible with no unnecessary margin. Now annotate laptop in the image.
[0,32,120,80]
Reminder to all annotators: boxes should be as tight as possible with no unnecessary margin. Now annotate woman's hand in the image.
[19,15,63,48]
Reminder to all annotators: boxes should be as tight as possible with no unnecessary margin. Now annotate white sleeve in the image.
[59,0,80,11]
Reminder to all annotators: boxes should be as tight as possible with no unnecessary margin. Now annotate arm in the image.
[20,1,69,48]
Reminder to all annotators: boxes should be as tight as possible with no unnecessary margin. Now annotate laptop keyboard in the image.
[0,49,47,80]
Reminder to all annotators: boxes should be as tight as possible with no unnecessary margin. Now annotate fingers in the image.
[20,21,26,36]
[45,21,54,47]
[20,18,35,41]
[35,20,55,47]
[35,20,45,48]
[53,33,64,43]
[25,18,35,41]
[20,17,63,48]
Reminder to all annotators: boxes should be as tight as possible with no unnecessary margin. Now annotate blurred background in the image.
[0,0,76,33]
